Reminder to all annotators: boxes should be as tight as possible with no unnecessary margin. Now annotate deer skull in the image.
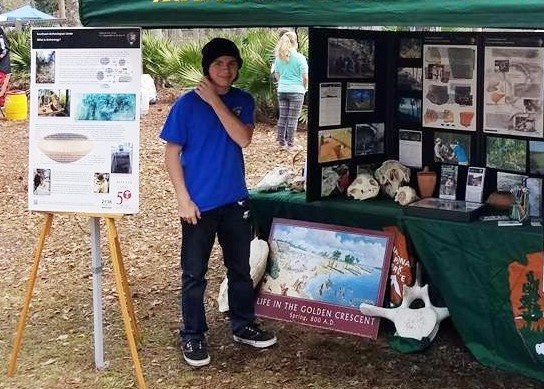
[374,160,411,198]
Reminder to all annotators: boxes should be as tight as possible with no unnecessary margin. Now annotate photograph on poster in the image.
[526,177,543,217]
[483,46,544,138]
[38,89,70,117]
[38,133,93,163]
[398,129,422,168]
[255,218,393,338]
[433,131,470,165]
[397,97,421,123]
[497,172,528,192]
[35,50,56,84]
[345,82,375,112]
[529,140,544,175]
[327,37,375,79]
[356,163,379,176]
[399,38,422,59]
[321,164,351,197]
[439,164,458,200]
[422,45,477,131]
[465,166,486,203]
[486,136,527,173]
[75,93,136,121]
[32,168,51,195]
[397,67,423,91]
[318,128,352,163]
[93,172,110,194]
[355,123,384,156]
[319,82,342,127]
[111,143,133,174]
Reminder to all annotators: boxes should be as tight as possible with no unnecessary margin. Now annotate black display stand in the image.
[305,28,544,215]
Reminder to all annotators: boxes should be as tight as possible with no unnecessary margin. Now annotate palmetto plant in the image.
[6,28,31,90]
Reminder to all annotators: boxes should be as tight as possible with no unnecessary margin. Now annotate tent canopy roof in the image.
[1,5,56,21]
[79,0,544,29]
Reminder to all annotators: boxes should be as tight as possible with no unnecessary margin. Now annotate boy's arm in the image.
[164,142,200,224]
[196,78,254,148]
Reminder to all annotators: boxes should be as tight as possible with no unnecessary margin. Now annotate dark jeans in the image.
[180,200,254,341]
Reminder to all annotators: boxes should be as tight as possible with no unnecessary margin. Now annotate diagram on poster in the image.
[422,44,477,131]
[483,46,544,138]
[28,28,141,214]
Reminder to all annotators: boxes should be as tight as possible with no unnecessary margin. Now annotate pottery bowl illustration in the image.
[38,133,93,163]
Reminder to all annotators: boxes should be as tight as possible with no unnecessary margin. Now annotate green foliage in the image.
[6,28,31,90]
[141,28,308,123]
[34,0,57,15]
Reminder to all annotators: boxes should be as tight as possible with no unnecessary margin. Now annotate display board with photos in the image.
[306,28,543,218]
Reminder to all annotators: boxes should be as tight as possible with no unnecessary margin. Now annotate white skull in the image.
[394,186,418,206]
[347,173,380,200]
[374,160,411,198]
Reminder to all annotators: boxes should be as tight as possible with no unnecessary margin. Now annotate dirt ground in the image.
[0,93,542,389]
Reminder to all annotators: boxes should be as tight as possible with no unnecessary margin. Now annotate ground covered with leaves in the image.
[0,94,542,388]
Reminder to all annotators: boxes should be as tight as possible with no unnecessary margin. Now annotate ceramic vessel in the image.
[417,166,437,198]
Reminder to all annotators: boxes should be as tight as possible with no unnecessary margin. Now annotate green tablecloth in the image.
[249,190,544,382]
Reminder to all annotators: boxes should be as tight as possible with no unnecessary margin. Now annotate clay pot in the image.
[417,166,437,198]
[486,191,515,210]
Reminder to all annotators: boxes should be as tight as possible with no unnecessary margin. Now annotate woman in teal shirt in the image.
[272,31,308,151]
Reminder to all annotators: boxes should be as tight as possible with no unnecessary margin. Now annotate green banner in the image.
[79,0,544,29]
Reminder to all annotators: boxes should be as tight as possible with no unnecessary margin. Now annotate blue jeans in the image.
[180,200,254,341]
[277,92,304,147]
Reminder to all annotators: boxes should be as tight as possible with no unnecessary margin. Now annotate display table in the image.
[249,190,544,382]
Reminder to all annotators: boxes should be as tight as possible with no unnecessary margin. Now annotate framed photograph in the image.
[355,123,384,156]
[486,136,527,173]
[433,131,471,165]
[255,218,394,339]
[397,67,423,91]
[527,177,543,217]
[321,164,351,197]
[318,128,352,163]
[397,97,422,123]
[529,140,544,175]
[345,82,375,112]
[399,38,422,59]
[405,197,485,222]
[497,172,528,192]
[327,37,375,78]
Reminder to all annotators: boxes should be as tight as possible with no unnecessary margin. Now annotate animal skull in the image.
[394,186,418,206]
[374,160,411,198]
[347,173,380,200]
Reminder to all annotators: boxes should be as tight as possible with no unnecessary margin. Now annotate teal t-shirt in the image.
[274,49,308,94]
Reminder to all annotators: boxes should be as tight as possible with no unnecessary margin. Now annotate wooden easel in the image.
[7,212,147,389]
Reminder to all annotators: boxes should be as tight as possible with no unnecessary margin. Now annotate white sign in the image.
[28,27,141,214]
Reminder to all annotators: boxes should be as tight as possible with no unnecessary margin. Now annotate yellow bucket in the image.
[4,91,28,121]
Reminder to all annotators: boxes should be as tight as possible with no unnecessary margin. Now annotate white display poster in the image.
[398,129,422,168]
[319,82,342,127]
[465,166,486,203]
[28,28,141,214]
[422,44,477,131]
[483,46,544,138]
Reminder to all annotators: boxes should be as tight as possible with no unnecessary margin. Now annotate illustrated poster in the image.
[422,44,477,131]
[28,27,141,214]
[483,46,544,138]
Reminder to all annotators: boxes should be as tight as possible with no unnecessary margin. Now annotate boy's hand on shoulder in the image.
[195,77,219,106]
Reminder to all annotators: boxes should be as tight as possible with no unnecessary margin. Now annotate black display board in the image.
[306,28,544,217]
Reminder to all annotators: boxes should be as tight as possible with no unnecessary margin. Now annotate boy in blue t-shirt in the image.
[160,37,276,368]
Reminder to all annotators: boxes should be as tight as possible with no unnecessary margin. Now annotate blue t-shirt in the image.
[160,87,255,212]
[452,144,468,164]
[273,49,308,94]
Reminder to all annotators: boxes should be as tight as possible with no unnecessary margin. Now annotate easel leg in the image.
[105,218,146,389]
[7,213,53,376]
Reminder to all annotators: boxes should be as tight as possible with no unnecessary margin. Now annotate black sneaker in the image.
[182,338,210,367]
[233,323,277,348]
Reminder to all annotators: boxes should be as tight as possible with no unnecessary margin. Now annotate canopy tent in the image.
[79,0,544,29]
[0,5,56,22]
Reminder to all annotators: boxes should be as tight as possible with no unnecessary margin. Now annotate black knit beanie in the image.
[201,38,243,77]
